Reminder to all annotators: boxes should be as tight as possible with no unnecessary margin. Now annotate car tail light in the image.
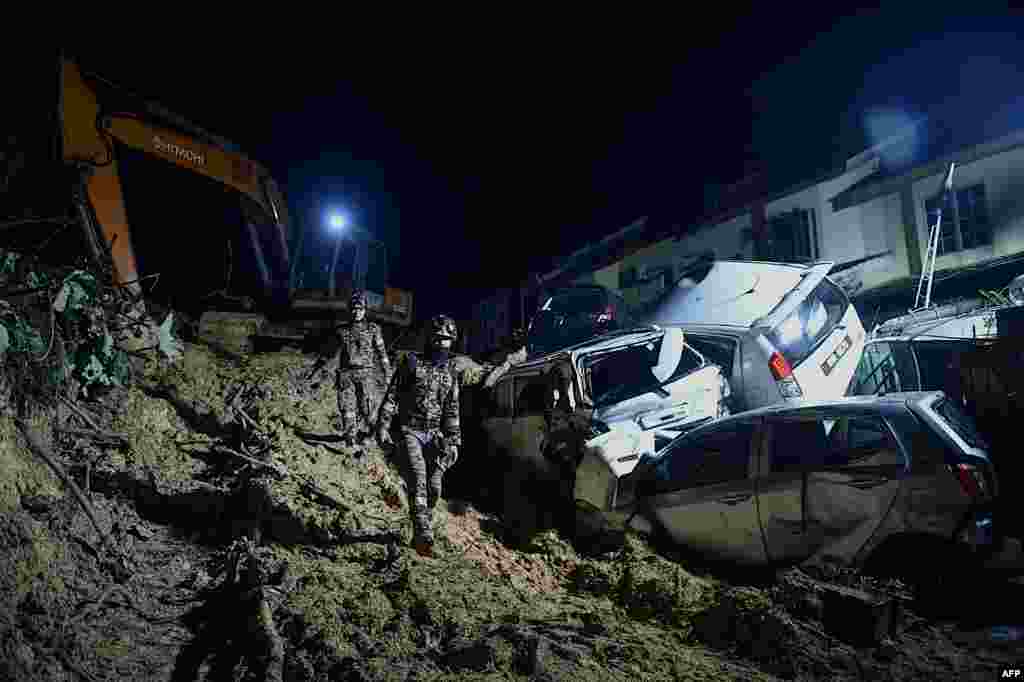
[769,352,792,380]
[950,462,988,499]
[769,351,803,398]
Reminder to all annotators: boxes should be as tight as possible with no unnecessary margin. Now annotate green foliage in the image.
[52,270,97,322]
[0,315,45,356]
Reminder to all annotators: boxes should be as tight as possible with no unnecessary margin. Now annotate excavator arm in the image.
[58,57,290,299]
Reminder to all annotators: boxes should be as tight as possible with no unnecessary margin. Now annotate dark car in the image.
[527,285,639,357]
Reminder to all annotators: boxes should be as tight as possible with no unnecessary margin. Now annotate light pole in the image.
[327,212,347,298]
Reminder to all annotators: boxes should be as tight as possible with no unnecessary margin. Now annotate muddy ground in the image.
[2,342,1023,681]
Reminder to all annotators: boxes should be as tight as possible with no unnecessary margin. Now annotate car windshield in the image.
[582,329,703,407]
[765,277,848,367]
[932,397,988,450]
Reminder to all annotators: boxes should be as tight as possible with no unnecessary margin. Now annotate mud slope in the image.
[0,342,1019,681]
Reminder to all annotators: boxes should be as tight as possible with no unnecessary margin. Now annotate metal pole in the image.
[923,210,942,309]
[328,233,342,298]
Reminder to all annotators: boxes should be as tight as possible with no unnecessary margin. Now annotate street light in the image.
[327,212,348,297]
[328,213,347,232]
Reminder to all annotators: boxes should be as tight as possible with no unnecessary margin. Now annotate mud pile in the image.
[1,340,1020,680]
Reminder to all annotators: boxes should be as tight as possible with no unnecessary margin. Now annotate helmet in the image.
[430,314,457,340]
[350,290,367,308]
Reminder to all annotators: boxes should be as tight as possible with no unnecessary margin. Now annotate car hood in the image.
[644,261,814,327]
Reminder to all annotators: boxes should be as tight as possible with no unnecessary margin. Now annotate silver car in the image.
[608,392,997,576]
[645,260,866,412]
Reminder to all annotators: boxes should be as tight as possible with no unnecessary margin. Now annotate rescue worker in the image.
[310,290,392,445]
[377,314,460,557]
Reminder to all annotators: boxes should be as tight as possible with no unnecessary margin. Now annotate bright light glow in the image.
[806,300,828,338]
[327,213,347,232]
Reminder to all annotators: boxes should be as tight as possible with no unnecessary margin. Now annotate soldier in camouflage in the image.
[378,314,460,557]
[310,290,392,445]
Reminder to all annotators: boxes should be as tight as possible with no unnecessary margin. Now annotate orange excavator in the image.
[2,53,412,351]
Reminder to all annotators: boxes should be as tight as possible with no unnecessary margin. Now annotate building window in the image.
[925,183,992,255]
[759,208,817,262]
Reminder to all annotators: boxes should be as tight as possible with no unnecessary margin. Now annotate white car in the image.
[644,260,867,412]
[478,325,729,540]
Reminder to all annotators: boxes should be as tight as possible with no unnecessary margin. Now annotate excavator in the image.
[1,53,412,352]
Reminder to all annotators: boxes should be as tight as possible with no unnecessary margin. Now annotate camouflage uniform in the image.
[317,291,392,442]
[379,315,460,553]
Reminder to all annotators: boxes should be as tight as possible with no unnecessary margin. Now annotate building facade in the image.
[467,125,1024,355]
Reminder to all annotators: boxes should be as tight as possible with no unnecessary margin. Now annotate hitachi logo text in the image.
[153,136,206,166]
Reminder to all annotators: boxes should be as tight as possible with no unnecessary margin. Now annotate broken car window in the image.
[584,333,703,407]
[682,334,737,378]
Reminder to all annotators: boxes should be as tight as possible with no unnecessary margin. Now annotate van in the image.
[643,260,866,411]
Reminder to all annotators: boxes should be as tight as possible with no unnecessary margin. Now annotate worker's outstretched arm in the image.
[442,377,461,448]
[374,324,392,381]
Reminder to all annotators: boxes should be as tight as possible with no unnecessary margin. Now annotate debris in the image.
[821,581,901,647]
[15,418,128,576]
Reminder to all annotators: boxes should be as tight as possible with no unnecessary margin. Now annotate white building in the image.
[580,126,1024,317]
[466,125,1024,355]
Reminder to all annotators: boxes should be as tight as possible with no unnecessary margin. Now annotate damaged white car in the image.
[478,325,730,538]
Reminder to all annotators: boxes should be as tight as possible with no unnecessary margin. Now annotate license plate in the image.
[821,334,853,376]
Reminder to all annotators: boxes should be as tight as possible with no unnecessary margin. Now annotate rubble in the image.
[0,260,1020,679]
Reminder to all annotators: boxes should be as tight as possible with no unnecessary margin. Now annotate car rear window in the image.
[766,278,848,368]
[931,397,988,450]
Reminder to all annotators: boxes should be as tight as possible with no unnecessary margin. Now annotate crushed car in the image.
[583,391,999,586]
[473,325,730,542]
[644,259,866,412]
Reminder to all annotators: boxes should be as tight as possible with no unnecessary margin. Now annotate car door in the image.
[645,419,764,564]
[512,373,552,465]
[482,376,518,455]
[757,415,831,563]
[803,413,907,563]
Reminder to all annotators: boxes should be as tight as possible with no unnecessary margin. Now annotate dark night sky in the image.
[69,7,1024,320]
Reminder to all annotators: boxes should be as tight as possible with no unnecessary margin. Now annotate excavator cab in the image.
[2,53,295,353]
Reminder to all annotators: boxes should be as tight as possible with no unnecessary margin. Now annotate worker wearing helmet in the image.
[378,314,461,557]
[309,290,392,445]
